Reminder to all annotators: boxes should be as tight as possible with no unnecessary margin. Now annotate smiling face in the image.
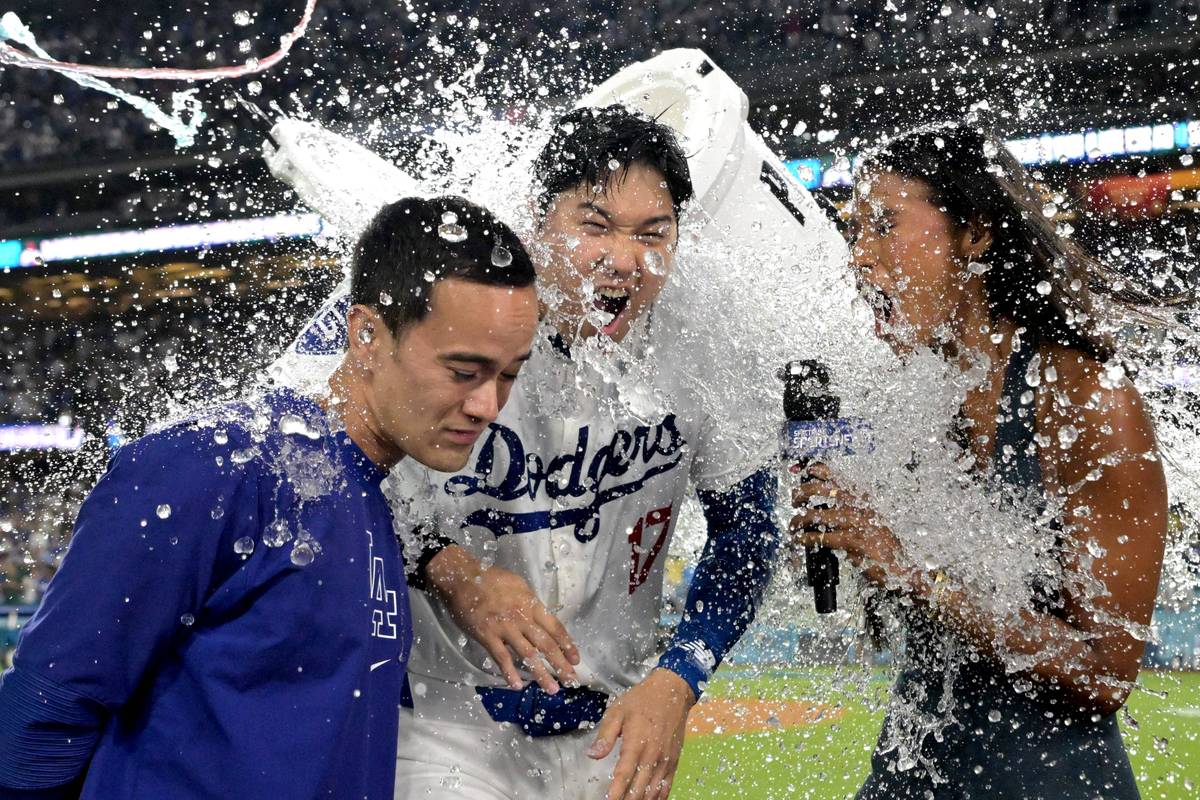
[536,161,678,343]
[848,170,990,354]
[348,277,539,472]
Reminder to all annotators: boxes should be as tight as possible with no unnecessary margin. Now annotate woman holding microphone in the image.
[791,122,1178,798]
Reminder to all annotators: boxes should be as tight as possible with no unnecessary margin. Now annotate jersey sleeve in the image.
[0,427,256,793]
[657,468,781,698]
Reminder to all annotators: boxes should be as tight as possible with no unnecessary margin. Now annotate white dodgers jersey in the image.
[390,341,755,696]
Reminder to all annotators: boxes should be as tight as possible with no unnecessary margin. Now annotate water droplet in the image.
[1181,154,1194,166]
[280,413,320,440]
[290,540,315,566]
[982,140,998,158]
[490,245,513,268]
[157,504,172,519]
[1042,202,1058,218]
[264,519,293,547]
[231,447,258,464]
[211,505,225,520]
[379,291,393,306]
[232,10,252,25]
[607,158,621,171]
[213,429,228,445]
[643,251,666,276]
[987,709,1002,722]
[357,327,374,344]
[180,613,195,626]
[162,354,178,374]
[234,536,255,556]
[1036,280,1052,295]
[967,261,991,275]
[1058,424,1079,449]
[439,223,467,243]
[246,80,262,97]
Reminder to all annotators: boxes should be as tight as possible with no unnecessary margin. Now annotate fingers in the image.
[789,505,873,536]
[589,707,623,760]
[536,605,581,667]
[520,609,580,686]
[509,632,560,694]
[795,460,832,481]
[791,480,844,510]
[624,754,658,800]
[483,634,524,690]
[606,735,644,800]
[649,759,673,800]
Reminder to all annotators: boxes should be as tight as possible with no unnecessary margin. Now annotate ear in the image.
[958,215,993,262]
[345,304,381,361]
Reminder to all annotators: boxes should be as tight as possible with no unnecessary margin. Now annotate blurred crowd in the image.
[0,312,204,429]
[0,299,304,620]
[2,0,1193,170]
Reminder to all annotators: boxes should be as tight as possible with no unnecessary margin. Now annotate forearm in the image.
[661,470,780,696]
[0,665,106,794]
[897,566,1135,714]
[422,544,486,597]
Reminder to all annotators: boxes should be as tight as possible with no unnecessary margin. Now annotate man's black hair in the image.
[533,105,693,218]
[350,196,536,335]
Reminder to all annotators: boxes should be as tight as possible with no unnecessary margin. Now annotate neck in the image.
[324,362,406,472]
[942,277,1016,377]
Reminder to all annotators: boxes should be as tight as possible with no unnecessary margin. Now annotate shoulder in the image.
[1039,344,1157,482]
[114,392,301,486]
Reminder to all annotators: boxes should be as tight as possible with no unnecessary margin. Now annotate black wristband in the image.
[407,526,457,593]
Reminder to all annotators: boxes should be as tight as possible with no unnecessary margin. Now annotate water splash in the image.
[0,0,318,147]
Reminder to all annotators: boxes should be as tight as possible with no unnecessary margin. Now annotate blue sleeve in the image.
[0,427,256,794]
[657,468,780,698]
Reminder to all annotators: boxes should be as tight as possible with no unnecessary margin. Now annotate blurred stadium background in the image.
[1,1,1198,797]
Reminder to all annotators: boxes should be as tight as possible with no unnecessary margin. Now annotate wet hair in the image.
[858,122,1184,361]
[532,104,694,219]
[350,196,536,335]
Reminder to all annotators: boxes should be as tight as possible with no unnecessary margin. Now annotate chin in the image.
[409,445,473,474]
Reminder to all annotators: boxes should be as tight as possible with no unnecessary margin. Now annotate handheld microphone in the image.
[780,360,845,614]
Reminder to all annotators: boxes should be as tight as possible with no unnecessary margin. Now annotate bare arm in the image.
[791,364,1167,716]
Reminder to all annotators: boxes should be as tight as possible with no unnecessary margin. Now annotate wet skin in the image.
[537,161,679,344]
[329,277,540,473]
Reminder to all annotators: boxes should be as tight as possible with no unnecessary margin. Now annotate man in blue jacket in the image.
[0,196,540,799]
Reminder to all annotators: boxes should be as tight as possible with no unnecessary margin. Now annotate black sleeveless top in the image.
[856,338,1140,800]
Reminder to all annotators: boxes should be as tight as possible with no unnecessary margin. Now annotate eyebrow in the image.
[441,351,533,368]
[578,201,674,228]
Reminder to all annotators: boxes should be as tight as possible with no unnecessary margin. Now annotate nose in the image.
[849,238,878,282]
[598,237,641,282]
[462,379,500,424]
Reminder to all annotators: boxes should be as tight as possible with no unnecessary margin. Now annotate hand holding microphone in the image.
[780,361,890,612]
[780,360,842,613]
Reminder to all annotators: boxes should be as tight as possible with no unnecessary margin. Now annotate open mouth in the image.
[861,285,895,326]
[592,287,630,335]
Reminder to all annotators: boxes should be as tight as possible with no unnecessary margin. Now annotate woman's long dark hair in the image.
[858,122,1189,362]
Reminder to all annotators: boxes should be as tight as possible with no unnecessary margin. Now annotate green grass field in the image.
[674,668,1200,799]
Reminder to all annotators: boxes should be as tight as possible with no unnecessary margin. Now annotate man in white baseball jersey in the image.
[392,105,781,800]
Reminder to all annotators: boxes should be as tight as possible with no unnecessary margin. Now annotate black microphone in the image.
[780,360,840,614]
